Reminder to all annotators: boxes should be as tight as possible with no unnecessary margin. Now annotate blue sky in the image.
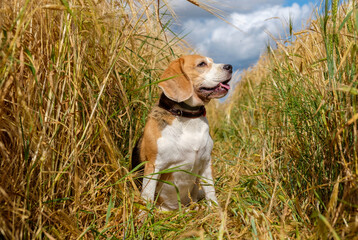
[168,0,320,73]
[285,0,316,6]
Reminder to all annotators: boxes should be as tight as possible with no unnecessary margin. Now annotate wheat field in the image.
[0,0,357,239]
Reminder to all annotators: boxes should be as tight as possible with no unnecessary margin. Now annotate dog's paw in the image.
[206,198,219,207]
[137,209,148,222]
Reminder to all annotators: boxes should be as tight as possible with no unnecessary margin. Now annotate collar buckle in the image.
[176,109,182,116]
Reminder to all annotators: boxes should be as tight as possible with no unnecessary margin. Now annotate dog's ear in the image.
[158,57,193,102]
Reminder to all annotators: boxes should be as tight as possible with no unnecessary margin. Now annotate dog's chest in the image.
[157,116,213,167]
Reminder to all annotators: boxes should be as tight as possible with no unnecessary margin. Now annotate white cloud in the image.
[178,2,313,69]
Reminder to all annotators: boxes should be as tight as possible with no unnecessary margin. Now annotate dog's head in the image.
[159,55,232,106]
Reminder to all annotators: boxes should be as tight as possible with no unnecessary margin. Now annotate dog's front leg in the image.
[141,162,160,205]
[200,158,218,206]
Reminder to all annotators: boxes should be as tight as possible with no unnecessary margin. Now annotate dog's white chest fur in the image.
[154,116,214,210]
[158,116,213,161]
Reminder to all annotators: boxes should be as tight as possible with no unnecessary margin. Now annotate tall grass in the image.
[214,0,358,238]
[0,0,185,238]
[1,0,357,239]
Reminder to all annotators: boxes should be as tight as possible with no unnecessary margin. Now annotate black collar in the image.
[158,94,206,118]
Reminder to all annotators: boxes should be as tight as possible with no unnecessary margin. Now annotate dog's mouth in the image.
[198,79,231,97]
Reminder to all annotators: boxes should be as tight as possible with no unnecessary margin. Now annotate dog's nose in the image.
[223,64,232,73]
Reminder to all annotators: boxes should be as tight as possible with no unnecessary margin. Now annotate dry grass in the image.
[1,0,358,239]
[211,0,358,238]
[0,0,186,238]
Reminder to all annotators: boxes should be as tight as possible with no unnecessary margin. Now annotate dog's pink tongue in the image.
[220,82,230,90]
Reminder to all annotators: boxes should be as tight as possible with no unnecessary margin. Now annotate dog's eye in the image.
[197,61,207,67]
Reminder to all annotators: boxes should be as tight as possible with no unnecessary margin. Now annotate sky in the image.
[167,0,320,71]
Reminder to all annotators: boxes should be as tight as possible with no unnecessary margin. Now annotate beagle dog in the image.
[132,55,232,211]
